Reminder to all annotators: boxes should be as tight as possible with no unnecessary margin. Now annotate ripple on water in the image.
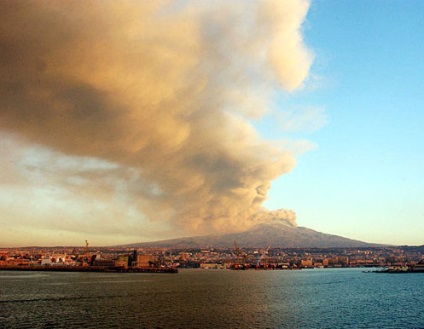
[0,269,423,328]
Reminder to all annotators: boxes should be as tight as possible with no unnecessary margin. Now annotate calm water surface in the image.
[1,268,423,328]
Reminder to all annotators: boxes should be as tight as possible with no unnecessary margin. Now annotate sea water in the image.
[1,268,423,328]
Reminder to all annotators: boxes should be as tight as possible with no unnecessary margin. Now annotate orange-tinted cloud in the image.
[0,1,312,240]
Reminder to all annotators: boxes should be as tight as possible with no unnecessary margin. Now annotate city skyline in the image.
[0,1,423,247]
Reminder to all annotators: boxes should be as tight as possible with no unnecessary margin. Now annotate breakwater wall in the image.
[0,265,178,273]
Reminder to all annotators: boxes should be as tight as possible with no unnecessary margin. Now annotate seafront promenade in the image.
[0,265,178,273]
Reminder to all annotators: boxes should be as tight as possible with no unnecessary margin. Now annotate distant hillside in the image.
[124,222,380,249]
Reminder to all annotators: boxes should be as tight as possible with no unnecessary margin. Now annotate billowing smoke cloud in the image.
[0,1,312,238]
[252,209,297,227]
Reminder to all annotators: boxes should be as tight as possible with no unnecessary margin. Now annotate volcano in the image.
[125,223,380,249]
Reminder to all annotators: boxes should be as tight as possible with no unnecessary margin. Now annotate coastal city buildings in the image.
[1,245,423,271]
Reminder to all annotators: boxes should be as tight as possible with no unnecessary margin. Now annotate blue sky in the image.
[265,0,424,245]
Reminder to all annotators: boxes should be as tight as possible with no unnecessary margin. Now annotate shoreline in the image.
[0,265,178,274]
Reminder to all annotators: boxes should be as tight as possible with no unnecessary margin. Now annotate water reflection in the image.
[0,269,423,328]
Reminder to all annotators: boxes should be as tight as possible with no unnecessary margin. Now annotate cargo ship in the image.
[374,262,424,273]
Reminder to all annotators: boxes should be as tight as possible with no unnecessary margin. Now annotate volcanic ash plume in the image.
[252,209,298,228]
[0,1,312,235]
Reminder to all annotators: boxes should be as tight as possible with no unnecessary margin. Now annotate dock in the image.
[0,265,178,273]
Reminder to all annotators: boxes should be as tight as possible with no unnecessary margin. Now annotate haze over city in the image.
[0,1,423,247]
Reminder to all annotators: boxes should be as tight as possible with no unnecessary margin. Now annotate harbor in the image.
[372,264,424,273]
[0,265,178,273]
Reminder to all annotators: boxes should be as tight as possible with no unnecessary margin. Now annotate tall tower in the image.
[132,249,138,267]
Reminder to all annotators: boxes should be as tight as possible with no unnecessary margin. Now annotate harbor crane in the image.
[232,241,246,269]
[234,241,241,265]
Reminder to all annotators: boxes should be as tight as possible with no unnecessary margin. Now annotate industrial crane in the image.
[260,245,271,268]
[232,241,246,270]
[234,241,241,265]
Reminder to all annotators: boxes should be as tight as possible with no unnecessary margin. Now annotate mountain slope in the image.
[125,223,379,249]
